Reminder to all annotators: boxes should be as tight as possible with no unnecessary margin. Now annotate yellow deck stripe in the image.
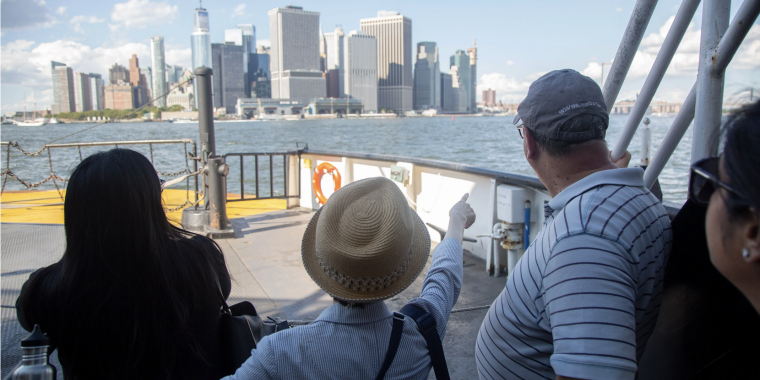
[1,190,286,225]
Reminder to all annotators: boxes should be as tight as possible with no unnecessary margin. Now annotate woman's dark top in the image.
[15,235,231,380]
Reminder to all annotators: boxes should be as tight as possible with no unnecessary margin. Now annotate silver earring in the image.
[742,248,750,259]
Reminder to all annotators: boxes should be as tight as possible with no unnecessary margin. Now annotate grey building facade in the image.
[151,36,167,106]
[73,72,92,112]
[51,61,75,114]
[212,43,247,114]
[89,73,105,111]
[268,6,326,104]
[450,50,471,113]
[344,31,377,113]
[324,27,344,98]
[360,11,412,113]
[413,42,440,110]
[108,63,129,84]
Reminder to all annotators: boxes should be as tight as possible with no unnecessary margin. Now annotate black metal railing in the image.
[223,152,301,202]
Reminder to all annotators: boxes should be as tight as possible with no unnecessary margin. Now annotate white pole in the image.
[691,0,730,163]
[610,0,700,160]
[640,118,651,166]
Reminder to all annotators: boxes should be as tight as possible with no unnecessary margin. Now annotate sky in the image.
[1,0,759,114]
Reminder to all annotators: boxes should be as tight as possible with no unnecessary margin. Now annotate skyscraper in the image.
[73,72,92,112]
[360,11,412,113]
[344,31,377,112]
[450,65,468,112]
[441,72,454,112]
[324,27,345,98]
[450,50,471,113]
[151,36,167,107]
[483,88,496,106]
[237,24,256,72]
[413,42,440,110]
[268,5,326,104]
[191,5,212,108]
[129,54,149,107]
[51,61,75,114]
[467,43,477,113]
[211,43,246,114]
[89,73,105,111]
[141,67,153,100]
[108,63,130,84]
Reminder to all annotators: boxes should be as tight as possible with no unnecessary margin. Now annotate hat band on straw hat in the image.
[316,248,413,293]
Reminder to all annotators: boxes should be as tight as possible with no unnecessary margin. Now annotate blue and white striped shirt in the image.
[476,168,672,380]
[224,238,463,380]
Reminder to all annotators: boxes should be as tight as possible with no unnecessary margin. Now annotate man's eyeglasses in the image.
[159,179,166,192]
[689,157,748,205]
[517,126,525,139]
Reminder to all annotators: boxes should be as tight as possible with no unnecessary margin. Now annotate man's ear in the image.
[743,209,760,263]
[524,127,539,160]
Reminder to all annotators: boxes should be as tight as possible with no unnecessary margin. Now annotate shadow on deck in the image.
[1,208,508,379]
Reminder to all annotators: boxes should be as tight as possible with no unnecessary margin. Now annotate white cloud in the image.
[1,0,56,30]
[56,6,67,16]
[165,47,192,69]
[731,25,760,70]
[231,4,246,19]
[478,73,532,103]
[506,60,515,66]
[525,71,548,81]
[110,0,178,30]
[257,40,271,48]
[70,15,105,33]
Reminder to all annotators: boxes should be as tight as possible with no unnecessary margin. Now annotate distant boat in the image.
[17,90,47,127]
[172,119,198,124]
[48,118,60,124]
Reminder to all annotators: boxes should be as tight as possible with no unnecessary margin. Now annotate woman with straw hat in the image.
[224,176,475,380]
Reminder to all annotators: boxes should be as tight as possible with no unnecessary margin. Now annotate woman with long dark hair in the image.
[690,100,760,311]
[16,148,231,379]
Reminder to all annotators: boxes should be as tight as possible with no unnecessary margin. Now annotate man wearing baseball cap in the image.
[225,177,475,380]
[476,69,672,380]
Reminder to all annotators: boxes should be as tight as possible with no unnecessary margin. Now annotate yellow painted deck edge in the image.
[1,190,286,225]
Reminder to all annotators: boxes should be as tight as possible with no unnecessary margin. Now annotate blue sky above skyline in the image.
[1,0,758,113]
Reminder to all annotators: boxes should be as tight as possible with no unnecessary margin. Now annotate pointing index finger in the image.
[461,193,469,203]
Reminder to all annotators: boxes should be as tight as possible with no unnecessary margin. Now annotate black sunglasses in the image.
[517,126,525,139]
[689,157,748,205]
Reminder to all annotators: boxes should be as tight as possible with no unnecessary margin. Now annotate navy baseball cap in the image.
[513,69,609,141]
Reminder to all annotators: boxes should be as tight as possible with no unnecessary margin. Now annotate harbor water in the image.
[0,114,692,204]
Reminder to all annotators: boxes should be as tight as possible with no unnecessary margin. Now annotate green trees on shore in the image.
[56,105,185,121]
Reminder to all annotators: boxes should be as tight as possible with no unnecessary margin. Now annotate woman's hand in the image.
[447,194,476,244]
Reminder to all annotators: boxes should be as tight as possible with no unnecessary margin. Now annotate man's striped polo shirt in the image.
[476,168,673,380]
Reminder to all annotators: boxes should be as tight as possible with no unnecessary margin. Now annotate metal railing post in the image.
[602,0,659,111]
[692,0,730,163]
[611,0,700,160]
[644,0,760,189]
[181,66,234,238]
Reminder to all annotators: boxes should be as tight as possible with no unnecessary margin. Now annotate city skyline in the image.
[2,0,759,113]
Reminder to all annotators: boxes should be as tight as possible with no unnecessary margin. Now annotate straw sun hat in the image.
[302,177,431,303]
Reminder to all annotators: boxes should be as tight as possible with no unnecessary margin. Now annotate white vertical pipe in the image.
[640,119,652,166]
[692,0,730,163]
[610,0,701,160]
[644,85,696,189]
[603,0,659,111]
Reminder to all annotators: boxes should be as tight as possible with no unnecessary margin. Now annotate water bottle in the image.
[12,324,55,380]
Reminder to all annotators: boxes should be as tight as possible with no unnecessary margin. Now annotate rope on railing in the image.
[1,140,202,213]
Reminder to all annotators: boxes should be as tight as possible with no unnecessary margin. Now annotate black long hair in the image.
[40,149,227,379]
[722,100,760,220]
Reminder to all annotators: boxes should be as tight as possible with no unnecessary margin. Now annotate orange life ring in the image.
[312,162,342,205]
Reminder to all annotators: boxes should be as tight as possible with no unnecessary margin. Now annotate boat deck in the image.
[1,196,507,379]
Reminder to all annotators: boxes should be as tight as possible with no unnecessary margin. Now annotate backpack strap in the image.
[399,303,450,380]
[375,312,406,380]
[375,304,451,380]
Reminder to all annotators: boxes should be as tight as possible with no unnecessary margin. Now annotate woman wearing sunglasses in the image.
[690,100,760,313]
